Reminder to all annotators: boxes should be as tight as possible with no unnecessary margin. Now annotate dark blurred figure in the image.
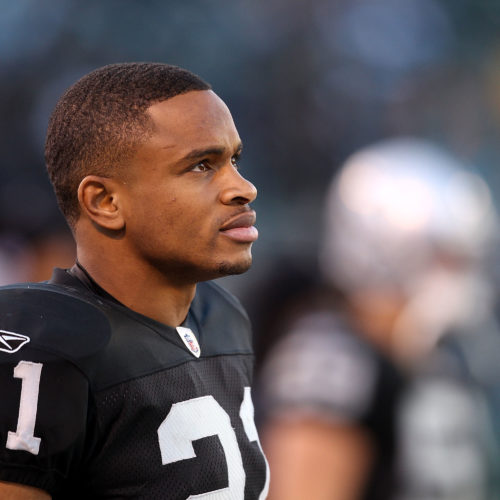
[0,229,75,286]
[255,138,500,500]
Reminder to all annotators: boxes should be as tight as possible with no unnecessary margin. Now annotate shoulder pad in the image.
[0,284,111,359]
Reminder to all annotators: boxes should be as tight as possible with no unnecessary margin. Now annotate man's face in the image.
[119,90,258,284]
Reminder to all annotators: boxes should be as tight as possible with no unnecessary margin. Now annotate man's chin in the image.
[215,257,253,277]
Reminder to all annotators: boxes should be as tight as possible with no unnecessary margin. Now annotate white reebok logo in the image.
[0,330,31,353]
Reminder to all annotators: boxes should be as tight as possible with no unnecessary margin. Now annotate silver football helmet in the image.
[319,137,497,295]
[319,138,499,358]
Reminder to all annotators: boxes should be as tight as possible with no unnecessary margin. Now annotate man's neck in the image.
[76,253,196,327]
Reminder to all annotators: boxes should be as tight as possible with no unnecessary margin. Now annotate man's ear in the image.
[77,175,125,231]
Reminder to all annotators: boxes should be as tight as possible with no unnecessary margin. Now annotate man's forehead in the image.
[147,90,231,124]
[145,90,239,148]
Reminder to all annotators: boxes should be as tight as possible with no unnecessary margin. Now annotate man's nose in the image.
[219,166,257,205]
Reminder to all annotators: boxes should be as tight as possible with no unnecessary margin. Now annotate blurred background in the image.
[2,0,500,298]
[4,2,500,498]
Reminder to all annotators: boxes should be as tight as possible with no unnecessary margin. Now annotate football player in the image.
[258,138,498,499]
[0,63,269,499]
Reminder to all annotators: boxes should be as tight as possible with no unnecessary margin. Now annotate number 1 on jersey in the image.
[6,361,43,455]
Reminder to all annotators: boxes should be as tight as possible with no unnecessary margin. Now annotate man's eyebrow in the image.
[181,142,243,161]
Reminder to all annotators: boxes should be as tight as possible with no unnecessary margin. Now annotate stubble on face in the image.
[215,253,253,277]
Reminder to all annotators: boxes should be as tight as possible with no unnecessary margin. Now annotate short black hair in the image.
[45,62,211,227]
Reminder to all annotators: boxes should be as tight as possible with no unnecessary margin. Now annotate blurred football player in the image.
[259,138,499,499]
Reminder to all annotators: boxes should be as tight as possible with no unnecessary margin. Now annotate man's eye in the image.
[191,161,210,172]
[231,155,241,168]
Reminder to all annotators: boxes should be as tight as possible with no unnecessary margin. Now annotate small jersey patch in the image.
[176,327,201,358]
[0,330,31,354]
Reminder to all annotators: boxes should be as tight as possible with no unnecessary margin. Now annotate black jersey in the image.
[0,268,269,499]
[258,309,403,500]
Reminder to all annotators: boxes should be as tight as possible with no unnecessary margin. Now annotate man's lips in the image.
[220,212,256,230]
[220,211,258,242]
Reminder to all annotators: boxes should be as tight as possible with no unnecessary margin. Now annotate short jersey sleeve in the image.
[0,283,112,495]
[259,311,378,423]
[0,347,92,495]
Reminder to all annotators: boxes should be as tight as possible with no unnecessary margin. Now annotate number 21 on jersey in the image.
[158,388,269,499]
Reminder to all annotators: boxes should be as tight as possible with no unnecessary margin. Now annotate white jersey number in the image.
[157,388,269,500]
[6,361,43,455]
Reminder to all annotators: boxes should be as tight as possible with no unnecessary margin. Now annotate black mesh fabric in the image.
[64,355,267,499]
